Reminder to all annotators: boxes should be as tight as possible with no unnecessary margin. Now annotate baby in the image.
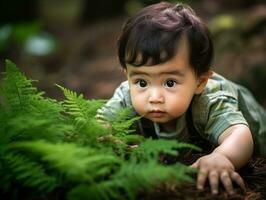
[96,1,266,195]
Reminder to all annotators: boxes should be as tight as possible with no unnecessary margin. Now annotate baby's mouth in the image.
[148,110,166,118]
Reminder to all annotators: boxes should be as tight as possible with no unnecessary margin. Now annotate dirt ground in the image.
[140,155,266,200]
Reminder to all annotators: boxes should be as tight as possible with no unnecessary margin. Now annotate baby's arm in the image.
[192,124,253,194]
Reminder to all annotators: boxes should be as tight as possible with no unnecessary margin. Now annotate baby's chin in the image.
[144,116,174,124]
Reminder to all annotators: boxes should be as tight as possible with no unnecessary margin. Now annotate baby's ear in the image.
[195,70,213,94]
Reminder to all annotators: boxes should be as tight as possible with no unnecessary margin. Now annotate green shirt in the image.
[97,73,266,156]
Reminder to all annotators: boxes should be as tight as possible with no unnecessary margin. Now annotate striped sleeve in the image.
[193,93,248,144]
[96,81,131,122]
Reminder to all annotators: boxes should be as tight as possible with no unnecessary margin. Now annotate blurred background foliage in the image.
[0,0,265,107]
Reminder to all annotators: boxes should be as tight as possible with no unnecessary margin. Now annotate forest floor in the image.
[141,154,266,200]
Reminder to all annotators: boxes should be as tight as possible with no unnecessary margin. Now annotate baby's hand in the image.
[191,152,245,195]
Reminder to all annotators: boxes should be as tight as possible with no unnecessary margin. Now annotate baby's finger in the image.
[197,169,208,190]
[231,171,245,191]
[209,171,219,194]
[220,171,234,195]
[191,160,199,169]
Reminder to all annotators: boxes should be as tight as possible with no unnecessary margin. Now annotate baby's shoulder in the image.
[191,73,240,123]
[203,72,239,98]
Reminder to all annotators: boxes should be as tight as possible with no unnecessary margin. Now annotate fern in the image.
[0,60,72,143]
[67,161,195,200]
[57,85,104,119]
[57,84,109,145]
[0,60,42,112]
[97,107,143,156]
[0,60,199,200]
[0,152,58,192]
[11,140,121,183]
[110,161,195,200]
[131,138,201,162]
[108,107,140,137]
[57,84,92,126]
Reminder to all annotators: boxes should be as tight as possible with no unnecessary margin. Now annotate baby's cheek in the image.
[132,101,145,115]
[131,95,146,115]
[167,99,189,117]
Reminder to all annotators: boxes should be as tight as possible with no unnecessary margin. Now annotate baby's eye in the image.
[136,79,148,88]
[164,80,177,88]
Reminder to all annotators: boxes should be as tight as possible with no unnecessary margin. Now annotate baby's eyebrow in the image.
[129,71,149,77]
[129,70,185,77]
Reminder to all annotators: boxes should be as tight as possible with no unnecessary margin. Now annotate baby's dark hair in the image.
[117,1,213,75]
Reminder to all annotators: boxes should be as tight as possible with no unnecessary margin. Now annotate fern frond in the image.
[0,60,72,143]
[131,138,201,162]
[0,152,58,192]
[109,107,140,137]
[56,84,87,125]
[76,118,109,145]
[0,59,43,112]
[6,113,72,142]
[111,161,194,200]
[71,161,194,200]
[57,84,104,124]
[11,140,121,182]
[56,84,109,144]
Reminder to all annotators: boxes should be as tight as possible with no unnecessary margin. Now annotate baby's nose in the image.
[148,89,164,103]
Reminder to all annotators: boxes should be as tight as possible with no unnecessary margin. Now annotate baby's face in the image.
[126,40,204,126]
